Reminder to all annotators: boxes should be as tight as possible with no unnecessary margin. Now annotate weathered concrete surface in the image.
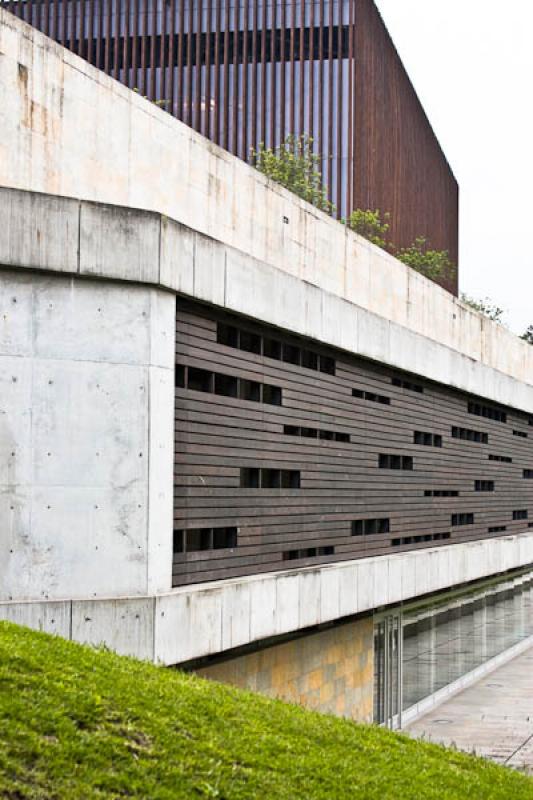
[407,644,533,774]
[2,9,533,389]
[3,186,533,416]
[2,533,533,664]
[0,270,175,602]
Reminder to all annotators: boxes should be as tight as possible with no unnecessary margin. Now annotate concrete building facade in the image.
[0,10,532,727]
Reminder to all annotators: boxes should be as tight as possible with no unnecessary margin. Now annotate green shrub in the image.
[252,134,334,213]
[396,237,456,283]
[344,209,391,250]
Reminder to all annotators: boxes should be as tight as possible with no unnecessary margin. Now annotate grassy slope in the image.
[0,622,532,799]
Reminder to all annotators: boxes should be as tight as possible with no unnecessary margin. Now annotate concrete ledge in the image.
[2,533,533,665]
[2,186,533,416]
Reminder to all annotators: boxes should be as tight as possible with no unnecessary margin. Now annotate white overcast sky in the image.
[375,0,533,335]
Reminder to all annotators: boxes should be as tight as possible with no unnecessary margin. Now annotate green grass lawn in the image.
[0,621,532,799]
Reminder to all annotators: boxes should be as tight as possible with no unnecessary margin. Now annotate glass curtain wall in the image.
[374,569,533,727]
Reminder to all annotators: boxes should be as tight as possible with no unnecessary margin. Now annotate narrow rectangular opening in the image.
[240,330,262,355]
[282,343,301,365]
[319,356,336,375]
[175,365,186,388]
[240,467,260,488]
[284,425,301,436]
[281,470,301,489]
[263,384,282,406]
[240,379,261,402]
[213,527,238,549]
[263,338,282,360]
[283,550,299,561]
[335,432,351,443]
[187,367,212,393]
[302,350,318,370]
[214,373,239,397]
[301,427,318,439]
[186,529,212,552]
[173,530,184,554]
[217,323,239,348]
[262,469,281,489]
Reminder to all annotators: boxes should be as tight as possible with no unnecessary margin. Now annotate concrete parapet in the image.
[1,533,532,665]
[2,186,533,417]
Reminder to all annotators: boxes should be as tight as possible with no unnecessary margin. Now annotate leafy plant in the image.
[460,294,506,325]
[252,134,334,213]
[251,144,457,286]
[344,209,391,250]
[520,325,533,344]
[395,237,456,283]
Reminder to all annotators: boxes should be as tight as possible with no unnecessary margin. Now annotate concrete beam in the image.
[2,187,533,417]
[2,532,533,665]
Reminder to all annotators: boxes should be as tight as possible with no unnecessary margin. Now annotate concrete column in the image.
[0,271,175,601]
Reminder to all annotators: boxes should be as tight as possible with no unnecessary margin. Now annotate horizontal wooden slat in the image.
[172,298,533,587]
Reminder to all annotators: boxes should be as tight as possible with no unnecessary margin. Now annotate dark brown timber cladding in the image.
[174,299,533,588]
[354,0,459,293]
[2,0,459,293]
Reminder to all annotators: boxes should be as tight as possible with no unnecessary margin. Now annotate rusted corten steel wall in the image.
[3,0,458,292]
[173,299,533,588]
[354,0,459,293]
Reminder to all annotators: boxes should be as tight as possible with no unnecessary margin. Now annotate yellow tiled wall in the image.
[197,615,374,722]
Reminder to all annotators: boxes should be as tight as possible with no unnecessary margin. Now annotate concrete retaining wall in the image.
[1,8,533,389]
[2,532,532,665]
[0,268,174,602]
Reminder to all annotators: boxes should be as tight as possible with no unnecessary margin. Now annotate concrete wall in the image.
[1,9,533,390]
[2,531,533,665]
[4,186,533,418]
[197,616,374,722]
[0,268,174,602]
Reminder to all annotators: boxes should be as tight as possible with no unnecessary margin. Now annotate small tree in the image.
[396,237,456,284]
[252,135,334,213]
[520,325,533,344]
[345,209,391,250]
[460,294,506,325]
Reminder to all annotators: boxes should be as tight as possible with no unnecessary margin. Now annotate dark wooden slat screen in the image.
[173,298,533,588]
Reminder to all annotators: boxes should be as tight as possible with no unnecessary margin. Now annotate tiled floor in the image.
[406,645,533,774]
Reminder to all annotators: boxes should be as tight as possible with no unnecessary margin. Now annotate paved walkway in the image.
[406,645,533,774]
